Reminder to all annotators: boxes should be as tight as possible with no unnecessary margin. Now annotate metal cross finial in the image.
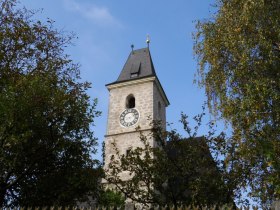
[146,34,150,48]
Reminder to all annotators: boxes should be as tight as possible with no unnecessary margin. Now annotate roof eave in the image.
[106,75,170,107]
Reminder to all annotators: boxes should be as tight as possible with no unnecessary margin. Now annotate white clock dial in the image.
[120,108,140,127]
[124,113,134,123]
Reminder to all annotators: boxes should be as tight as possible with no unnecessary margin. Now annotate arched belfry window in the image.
[126,94,135,108]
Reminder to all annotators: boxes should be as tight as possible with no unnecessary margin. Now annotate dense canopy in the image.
[194,0,280,206]
[0,0,100,207]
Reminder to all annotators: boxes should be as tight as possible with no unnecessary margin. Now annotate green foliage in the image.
[194,0,280,206]
[0,205,260,210]
[98,189,125,208]
[105,113,233,207]
[0,0,101,207]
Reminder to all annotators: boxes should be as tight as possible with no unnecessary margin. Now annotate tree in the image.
[194,0,280,207]
[97,189,125,208]
[0,0,100,207]
[104,114,233,207]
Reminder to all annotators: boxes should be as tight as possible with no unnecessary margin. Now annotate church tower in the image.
[104,47,169,173]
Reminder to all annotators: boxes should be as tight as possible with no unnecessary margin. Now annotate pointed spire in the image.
[114,47,156,83]
[106,45,170,106]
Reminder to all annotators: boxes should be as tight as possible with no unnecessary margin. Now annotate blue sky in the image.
[19,0,217,160]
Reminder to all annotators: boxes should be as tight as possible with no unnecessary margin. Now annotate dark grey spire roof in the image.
[116,48,156,83]
[106,47,170,106]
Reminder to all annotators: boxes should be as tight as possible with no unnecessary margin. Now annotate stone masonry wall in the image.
[106,81,154,136]
[153,83,167,128]
[104,78,168,181]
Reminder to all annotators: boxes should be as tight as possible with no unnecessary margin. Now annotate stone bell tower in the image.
[104,46,169,173]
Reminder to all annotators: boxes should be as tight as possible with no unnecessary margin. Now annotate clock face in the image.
[120,108,140,127]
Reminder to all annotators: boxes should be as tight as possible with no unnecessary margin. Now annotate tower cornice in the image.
[106,76,155,89]
[106,76,170,107]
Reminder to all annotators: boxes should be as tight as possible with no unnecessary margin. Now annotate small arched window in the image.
[126,94,135,108]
